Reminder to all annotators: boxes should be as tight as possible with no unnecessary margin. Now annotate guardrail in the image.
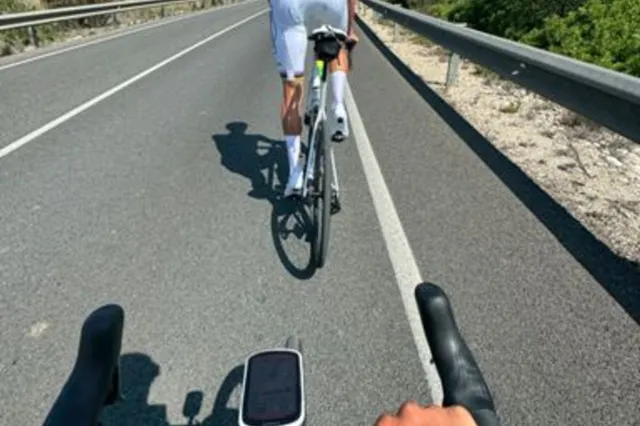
[0,0,223,47]
[358,0,640,143]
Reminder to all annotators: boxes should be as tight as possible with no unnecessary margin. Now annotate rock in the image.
[606,156,623,167]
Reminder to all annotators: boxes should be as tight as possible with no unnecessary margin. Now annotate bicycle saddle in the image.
[308,25,349,62]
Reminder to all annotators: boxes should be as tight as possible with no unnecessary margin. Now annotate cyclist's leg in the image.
[328,47,349,140]
[320,0,350,140]
[270,0,308,196]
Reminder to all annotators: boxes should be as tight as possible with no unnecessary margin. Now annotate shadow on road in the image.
[100,353,244,426]
[357,17,640,325]
[212,121,317,279]
[99,352,167,426]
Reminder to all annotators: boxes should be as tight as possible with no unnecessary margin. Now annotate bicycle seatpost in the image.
[43,304,124,426]
[414,283,500,426]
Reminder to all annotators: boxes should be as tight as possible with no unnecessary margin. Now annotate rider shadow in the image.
[213,121,284,202]
[212,121,317,279]
[100,352,168,426]
[100,353,245,426]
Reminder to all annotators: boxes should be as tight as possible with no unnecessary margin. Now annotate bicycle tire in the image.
[311,121,331,268]
[310,121,324,267]
[320,118,332,266]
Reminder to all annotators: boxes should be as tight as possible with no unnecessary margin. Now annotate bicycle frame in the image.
[301,57,340,201]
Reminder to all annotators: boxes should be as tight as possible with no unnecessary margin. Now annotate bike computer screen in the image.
[241,351,302,426]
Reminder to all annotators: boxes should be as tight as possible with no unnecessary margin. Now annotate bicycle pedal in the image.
[331,132,345,143]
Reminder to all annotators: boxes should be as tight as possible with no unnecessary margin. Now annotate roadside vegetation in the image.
[388,0,640,77]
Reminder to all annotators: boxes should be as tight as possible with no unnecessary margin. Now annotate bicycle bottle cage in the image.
[309,26,348,63]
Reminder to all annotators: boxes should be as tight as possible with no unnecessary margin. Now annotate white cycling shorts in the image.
[269,0,348,80]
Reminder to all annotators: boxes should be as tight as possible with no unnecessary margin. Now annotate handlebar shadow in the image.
[91,353,244,426]
[41,302,245,426]
[99,358,243,426]
[100,352,166,426]
[200,364,244,426]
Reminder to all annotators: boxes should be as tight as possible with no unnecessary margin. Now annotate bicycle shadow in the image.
[212,121,317,279]
[99,352,244,426]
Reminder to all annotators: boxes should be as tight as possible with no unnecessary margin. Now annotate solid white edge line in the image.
[0,8,268,161]
[0,0,260,72]
[345,81,444,404]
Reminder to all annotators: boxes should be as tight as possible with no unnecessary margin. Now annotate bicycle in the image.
[298,25,355,269]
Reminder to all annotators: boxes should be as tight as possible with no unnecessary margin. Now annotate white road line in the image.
[0,0,259,72]
[345,82,444,405]
[0,9,267,161]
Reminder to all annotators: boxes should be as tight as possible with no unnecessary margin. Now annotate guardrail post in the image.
[393,22,398,42]
[112,6,119,25]
[445,23,466,90]
[160,5,165,17]
[27,25,39,48]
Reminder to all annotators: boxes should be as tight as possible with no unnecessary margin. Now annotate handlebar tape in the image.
[414,283,501,426]
[43,304,124,426]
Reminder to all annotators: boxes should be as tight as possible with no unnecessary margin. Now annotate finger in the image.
[397,400,424,418]
[374,413,398,426]
[445,406,481,426]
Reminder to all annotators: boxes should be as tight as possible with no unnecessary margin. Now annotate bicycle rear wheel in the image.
[311,121,332,268]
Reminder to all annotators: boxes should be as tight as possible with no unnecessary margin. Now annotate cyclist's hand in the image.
[375,401,478,426]
[347,28,359,45]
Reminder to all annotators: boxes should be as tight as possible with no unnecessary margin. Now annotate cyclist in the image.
[268,0,359,197]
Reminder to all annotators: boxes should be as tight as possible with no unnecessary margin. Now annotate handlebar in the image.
[41,284,499,426]
[415,283,500,426]
[42,304,123,426]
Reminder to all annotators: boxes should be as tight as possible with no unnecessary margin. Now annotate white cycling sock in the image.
[331,70,346,111]
[285,134,301,175]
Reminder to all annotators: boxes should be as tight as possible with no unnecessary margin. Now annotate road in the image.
[0,1,638,425]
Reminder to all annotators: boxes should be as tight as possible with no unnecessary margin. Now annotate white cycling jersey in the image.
[269,0,348,80]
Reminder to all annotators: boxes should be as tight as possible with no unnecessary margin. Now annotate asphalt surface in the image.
[1,2,639,425]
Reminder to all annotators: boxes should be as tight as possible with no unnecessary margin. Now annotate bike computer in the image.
[238,348,305,426]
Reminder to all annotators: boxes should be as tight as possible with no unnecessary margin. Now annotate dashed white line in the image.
[0,8,267,161]
[0,0,259,72]
[345,81,444,404]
